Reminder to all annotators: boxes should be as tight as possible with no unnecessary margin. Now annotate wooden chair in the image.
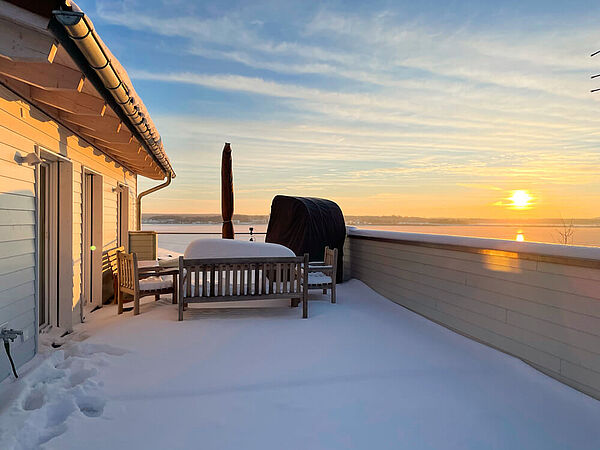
[116,251,178,315]
[102,246,124,304]
[308,246,338,304]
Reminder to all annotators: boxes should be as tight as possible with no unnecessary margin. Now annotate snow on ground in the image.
[0,336,127,449]
[1,280,600,449]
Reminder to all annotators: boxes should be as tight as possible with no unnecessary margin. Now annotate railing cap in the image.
[347,227,600,264]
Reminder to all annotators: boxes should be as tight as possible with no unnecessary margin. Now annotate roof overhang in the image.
[0,0,175,180]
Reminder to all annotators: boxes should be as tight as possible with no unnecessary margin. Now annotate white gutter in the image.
[52,8,175,178]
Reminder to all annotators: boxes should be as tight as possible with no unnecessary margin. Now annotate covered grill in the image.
[265,196,346,282]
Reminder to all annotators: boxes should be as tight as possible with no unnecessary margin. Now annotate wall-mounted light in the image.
[15,152,42,166]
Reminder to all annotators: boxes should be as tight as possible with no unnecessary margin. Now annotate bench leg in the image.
[331,283,336,304]
[178,273,183,320]
[302,293,308,319]
[117,288,123,315]
[113,276,118,305]
[172,274,178,305]
[134,292,140,315]
[323,288,327,294]
[302,253,309,318]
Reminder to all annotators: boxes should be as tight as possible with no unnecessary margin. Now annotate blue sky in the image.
[79,0,600,217]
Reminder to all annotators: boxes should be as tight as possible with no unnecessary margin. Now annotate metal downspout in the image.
[136,174,172,230]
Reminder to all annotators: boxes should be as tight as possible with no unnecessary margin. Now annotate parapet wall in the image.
[345,227,600,400]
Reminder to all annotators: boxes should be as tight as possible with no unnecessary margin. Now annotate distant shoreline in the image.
[143,214,600,227]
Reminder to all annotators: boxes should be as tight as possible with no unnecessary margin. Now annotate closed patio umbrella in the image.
[221,143,234,239]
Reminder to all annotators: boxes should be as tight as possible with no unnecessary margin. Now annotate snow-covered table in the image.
[184,238,295,259]
[138,260,159,269]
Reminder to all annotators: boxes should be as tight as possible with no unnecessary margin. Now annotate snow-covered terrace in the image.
[1,280,599,449]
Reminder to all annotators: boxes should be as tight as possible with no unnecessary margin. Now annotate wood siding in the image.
[0,83,137,381]
[0,115,36,381]
[347,234,600,400]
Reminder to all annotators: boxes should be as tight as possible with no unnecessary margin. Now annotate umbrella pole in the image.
[221,143,235,239]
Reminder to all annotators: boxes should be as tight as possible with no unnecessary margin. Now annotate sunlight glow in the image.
[509,190,533,210]
[515,230,525,242]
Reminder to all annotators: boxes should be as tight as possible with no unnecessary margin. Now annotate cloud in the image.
[456,184,502,191]
[98,2,599,98]
[98,1,600,217]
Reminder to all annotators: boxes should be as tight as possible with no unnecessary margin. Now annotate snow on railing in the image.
[346,226,600,264]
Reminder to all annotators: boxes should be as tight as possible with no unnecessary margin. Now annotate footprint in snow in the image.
[67,342,128,358]
[8,342,126,449]
[45,397,77,428]
[22,386,46,411]
[74,390,106,418]
[68,367,98,388]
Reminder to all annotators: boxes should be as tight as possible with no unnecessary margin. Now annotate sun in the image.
[508,190,533,210]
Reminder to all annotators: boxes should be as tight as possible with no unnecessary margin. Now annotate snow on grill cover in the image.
[266,196,346,282]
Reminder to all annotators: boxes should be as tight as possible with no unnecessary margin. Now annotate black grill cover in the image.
[266,195,346,282]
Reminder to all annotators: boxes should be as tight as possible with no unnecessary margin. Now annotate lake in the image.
[142,223,600,254]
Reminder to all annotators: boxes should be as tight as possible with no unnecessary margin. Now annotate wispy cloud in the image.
[456,184,502,191]
[90,0,600,217]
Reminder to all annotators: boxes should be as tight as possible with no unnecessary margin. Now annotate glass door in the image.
[38,161,58,329]
[82,172,93,317]
[38,163,47,328]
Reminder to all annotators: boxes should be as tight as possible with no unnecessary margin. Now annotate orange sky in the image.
[127,4,600,220]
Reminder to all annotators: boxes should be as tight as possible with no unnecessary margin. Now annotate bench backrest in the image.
[179,254,309,301]
[323,246,338,274]
[103,246,125,276]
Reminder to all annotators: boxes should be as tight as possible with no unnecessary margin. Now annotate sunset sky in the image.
[80,0,600,218]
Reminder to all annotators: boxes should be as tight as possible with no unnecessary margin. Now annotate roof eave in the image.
[49,7,175,179]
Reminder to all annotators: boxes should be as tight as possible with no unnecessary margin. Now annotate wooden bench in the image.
[178,254,309,321]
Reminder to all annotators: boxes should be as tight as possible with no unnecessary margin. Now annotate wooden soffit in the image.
[0,1,168,179]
